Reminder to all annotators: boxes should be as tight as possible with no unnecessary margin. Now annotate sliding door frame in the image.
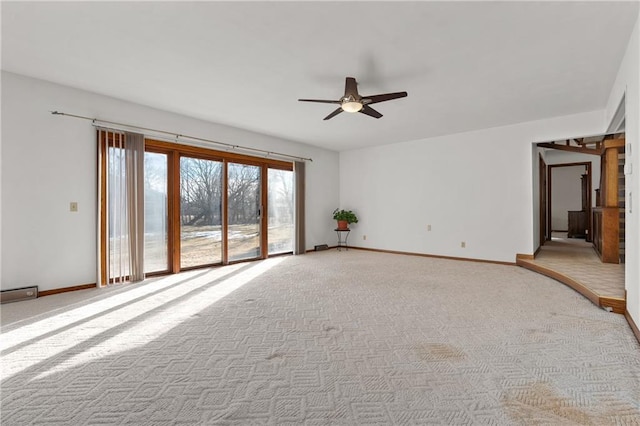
[147,139,291,273]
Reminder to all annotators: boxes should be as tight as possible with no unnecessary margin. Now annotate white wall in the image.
[1,71,340,292]
[340,111,605,263]
[550,165,585,231]
[606,10,640,327]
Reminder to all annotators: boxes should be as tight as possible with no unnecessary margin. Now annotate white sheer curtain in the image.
[98,129,145,285]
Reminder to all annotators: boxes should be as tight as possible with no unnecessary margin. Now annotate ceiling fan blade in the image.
[298,98,341,104]
[362,91,408,105]
[323,107,344,120]
[344,77,359,97]
[359,105,382,119]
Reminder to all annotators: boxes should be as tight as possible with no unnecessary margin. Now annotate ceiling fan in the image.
[298,77,408,120]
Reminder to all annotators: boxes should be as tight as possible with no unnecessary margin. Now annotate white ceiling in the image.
[2,1,638,152]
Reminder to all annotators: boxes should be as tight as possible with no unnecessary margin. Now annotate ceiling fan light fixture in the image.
[298,77,407,120]
[341,100,363,113]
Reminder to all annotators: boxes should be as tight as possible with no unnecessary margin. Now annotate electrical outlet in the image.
[461,241,466,248]
[70,202,78,212]
[427,224,431,231]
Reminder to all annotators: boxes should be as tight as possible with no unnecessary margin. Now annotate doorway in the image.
[547,162,592,242]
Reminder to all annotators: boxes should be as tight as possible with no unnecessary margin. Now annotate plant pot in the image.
[337,220,349,230]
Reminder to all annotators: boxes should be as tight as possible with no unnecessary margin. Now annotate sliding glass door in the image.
[144,151,168,273]
[100,137,296,282]
[227,162,261,262]
[180,156,223,268]
[268,168,294,255]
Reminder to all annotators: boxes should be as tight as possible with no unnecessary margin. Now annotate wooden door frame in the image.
[539,153,547,246]
[547,161,592,241]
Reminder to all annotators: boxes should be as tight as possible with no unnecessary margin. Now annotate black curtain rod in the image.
[50,111,313,162]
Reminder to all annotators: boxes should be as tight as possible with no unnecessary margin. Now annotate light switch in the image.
[70,202,78,212]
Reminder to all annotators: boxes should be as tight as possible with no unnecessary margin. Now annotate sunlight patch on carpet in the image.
[1,259,284,381]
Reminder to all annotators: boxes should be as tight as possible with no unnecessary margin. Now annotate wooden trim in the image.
[145,139,293,170]
[516,257,601,307]
[602,138,625,151]
[599,297,626,314]
[39,283,96,297]
[516,257,625,314]
[170,151,181,273]
[547,164,552,241]
[625,310,640,344]
[99,131,108,286]
[350,246,517,266]
[260,165,268,259]
[537,142,600,155]
[539,153,547,246]
[585,163,592,242]
[594,206,621,263]
[547,162,592,241]
[222,161,229,265]
[623,289,639,343]
[516,253,535,260]
[549,161,594,168]
[604,147,619,207]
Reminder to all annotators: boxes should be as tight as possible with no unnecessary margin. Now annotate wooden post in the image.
[596,145,621,263]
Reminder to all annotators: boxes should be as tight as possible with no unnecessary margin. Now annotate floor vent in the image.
[1,286,38,304]
[314,244,329,251]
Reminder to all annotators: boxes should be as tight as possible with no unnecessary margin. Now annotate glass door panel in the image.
[144,151,168,273]
[268,168,294,255]
[180,156,223,268]
[227,163,261,262]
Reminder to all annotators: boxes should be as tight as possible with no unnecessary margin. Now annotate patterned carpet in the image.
[1,250,639,424]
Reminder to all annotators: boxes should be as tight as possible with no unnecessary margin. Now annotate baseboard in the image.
[516,247,541,261]
[1,286,38,304]
[349,246,516,266]
[306,245,338,253]
[599,297,626,314]
[625,310,640,345]
[307,244,516,266]
[38,283,96,297]
[516,253,535,260]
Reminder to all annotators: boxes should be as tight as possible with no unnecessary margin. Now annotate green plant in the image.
[332,208,359,224]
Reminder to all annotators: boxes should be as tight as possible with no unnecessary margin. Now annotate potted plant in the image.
[333,208,358,230]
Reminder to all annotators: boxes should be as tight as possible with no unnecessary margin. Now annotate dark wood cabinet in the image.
[567,210,587,238]
[568,173,590,239]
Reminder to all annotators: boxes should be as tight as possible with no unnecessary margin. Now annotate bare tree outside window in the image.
[268,169,294,254]
[180,157,223,268]
[228,163,261,261]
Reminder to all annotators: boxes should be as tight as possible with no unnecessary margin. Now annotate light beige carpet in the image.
[1,250,639,424]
